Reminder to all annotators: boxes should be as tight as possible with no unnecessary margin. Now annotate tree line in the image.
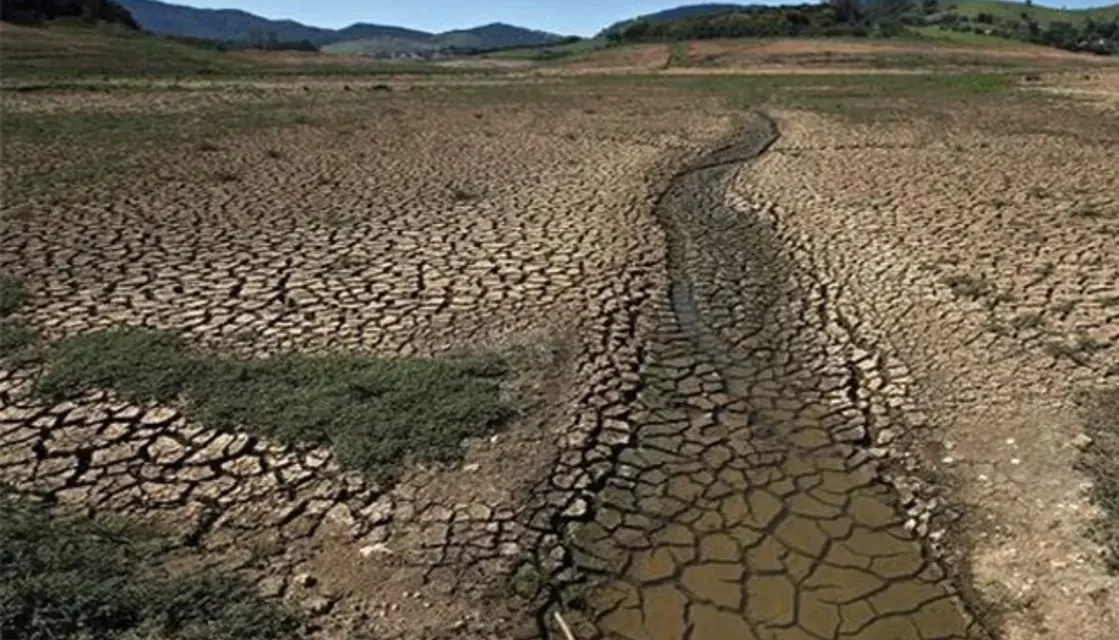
[1,0,139,29]
[603,2,924,43]
[931,8,1118,55]
[603,1,1118,56]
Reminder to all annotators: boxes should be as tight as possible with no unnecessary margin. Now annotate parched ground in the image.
[2,66,1118,640]
[737,74,1119,640]
[0,79,735,638]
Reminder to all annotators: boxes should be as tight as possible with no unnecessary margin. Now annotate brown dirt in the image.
[563,37,1118,73]
[2,67,1117,640]
[738,73,1119,640]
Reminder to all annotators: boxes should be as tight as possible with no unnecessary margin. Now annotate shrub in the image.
[0,494,303,640]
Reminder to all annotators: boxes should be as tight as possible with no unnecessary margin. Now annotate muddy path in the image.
[555,115,990,640]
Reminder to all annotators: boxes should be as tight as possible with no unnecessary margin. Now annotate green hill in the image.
[944,1,1119,25]
[0,21,238,77]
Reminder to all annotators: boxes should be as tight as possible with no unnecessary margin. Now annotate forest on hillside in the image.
[606,1,1119,55]
[1,0,139,28]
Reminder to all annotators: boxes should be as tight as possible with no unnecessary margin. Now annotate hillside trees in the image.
[0,0,139,28]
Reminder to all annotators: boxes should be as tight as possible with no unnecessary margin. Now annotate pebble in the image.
[359,543,393,557]
[1071,433,1094,450]
[304,595,334,615]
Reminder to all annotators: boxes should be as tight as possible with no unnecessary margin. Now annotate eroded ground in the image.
[738,79,1119,640]
[1,69,1117,640]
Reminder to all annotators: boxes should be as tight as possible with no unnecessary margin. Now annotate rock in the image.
[325,503,356,529]
[293,572,317,588]
[258,575,286,597]
[359,543,393,557]
[1072,433,1094,450]
[361,497,394,524]
[140,406,178,426]
[303,595,334,615]
[562,497,589,519]
[875,428,897,446]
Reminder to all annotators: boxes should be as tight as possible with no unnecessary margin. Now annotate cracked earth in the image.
[1,72,1117,640]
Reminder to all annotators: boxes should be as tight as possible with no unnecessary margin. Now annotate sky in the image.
[172,1,1119,37]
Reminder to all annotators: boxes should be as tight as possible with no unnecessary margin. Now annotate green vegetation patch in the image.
[37,327,511,482]
[0,276,29,317]
[0,275,39,364]
[1078,388,1119,572]
[0,492,302,640]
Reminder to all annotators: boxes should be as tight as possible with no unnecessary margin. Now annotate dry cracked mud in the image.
[2,73,1117,640]
[551,115,986,640]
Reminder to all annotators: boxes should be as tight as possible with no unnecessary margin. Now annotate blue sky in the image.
[173,1,1118,36]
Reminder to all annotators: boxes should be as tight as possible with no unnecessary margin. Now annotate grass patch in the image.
[665,42,691,68]
[1077,389,1119,573]
[0,276,29,317]
[1071,205,1109,220]
[449,184,485,203]
[943,273,995,300]
[213,170,240,183]
[0,275,38,365]
[0,322,39,362]
[1044,334,1107,364]
[0,492,302,640]
[1009,310,1046,331]
[37,327,511,482]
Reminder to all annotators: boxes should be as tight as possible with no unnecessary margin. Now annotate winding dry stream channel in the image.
[560,115,989,640]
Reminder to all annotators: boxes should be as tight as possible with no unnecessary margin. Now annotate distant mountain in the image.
[112,0,564,55]
[439,22,564,50]
[597,3,749,37]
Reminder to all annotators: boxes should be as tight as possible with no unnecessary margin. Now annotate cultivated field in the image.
[1,39,1118,640]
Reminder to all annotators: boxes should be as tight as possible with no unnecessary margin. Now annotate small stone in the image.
[361,497,394,525]
[562,498,589,519]
[304,595,334,615]
[359,543,393,557]
[1072,434,1094,450]
[462,463,480,473]
[325,503,356,529]
[1010,458,1021,465]
[257,575,286,597]
[941,456,955,465]
[293,572,317,588]
[875,428,897,446]
[140,406,178,426]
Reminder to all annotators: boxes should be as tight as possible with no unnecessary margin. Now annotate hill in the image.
[944,1,1119,25]
[2,0,139,28]
[597,3,748,37]
[929,1,1119,54]
[112,0,563,56]
[595,1,1118,55]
